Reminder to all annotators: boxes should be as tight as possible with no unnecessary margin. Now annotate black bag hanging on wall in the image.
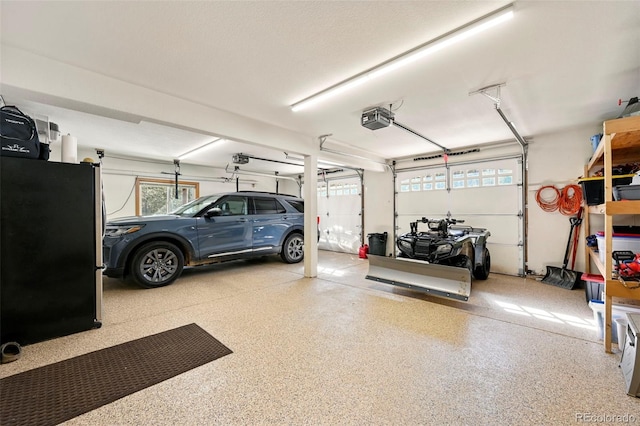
[0,106,40,159]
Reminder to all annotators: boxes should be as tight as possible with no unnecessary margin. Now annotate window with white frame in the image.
[398,163,515,193]
[136,178,199,216]
[466,169,480,187]
[411,177,422,191]
[400,178,411,192]
[422,174,433,191]
[318,182,327,197]
[319,181,360,196]
[452,170,465,189]
[434,172,446,190]
[482,168,496,186]
[498,168,514,185]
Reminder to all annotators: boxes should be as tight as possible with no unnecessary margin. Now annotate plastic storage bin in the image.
[596,232,640,264]
[367,232,387,256]
[590,134,602,152]
[613,185,640,201]
[578,174,634,205]
[588,300,640,344]
[581,273,604,303]
[614,225,640,234]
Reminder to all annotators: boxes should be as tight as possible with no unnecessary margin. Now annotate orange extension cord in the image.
[535,184,583,215]
[536,185,560,212]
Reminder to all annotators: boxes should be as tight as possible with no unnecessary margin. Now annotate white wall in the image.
[363,169,395,256]
[526,127,593,275]
[528,126,639,275]
[48,144,277,220]
[278,179,302,198]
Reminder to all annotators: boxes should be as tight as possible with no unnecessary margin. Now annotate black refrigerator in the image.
[1,157,103,346]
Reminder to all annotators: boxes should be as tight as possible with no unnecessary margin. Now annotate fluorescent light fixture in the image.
[178,138,223,160]
[290,4,514,112]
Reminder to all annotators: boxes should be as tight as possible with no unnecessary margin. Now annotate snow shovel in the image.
[541,215,582,289]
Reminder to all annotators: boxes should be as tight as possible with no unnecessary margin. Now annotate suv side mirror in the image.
[204,207,223,218]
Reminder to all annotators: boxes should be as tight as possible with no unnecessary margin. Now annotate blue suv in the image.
[103,191,306,288]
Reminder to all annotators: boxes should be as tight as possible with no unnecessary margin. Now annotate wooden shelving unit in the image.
[583,115,640,353]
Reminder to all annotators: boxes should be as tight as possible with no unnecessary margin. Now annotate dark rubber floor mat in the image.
[0,323,232,426]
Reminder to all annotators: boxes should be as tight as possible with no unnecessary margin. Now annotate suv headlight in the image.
[104,225,144,237]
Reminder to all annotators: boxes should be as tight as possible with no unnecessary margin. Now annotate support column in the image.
[304,154,318,278]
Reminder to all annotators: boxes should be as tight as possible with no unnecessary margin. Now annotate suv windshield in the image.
[170,194,222,216]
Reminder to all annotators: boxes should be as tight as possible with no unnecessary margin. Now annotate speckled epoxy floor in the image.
[2,251,638,424]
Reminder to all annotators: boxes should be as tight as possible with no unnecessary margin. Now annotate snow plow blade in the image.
[365,255,471,302]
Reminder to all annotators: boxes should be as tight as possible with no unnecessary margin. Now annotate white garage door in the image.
[396,157,523,276]
[317,176,362,254]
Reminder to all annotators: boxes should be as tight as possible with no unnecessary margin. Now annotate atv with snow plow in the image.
[396,217,491,280]
[366,217,491,302]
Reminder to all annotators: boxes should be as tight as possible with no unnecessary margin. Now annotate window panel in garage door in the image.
[396,166,449,237]
[396,157,522,276]
[317,176,362,254]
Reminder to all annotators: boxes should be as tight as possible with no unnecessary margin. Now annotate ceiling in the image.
[1,1,639,174]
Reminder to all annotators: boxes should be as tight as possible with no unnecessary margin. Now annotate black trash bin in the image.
[367,232,388,256]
